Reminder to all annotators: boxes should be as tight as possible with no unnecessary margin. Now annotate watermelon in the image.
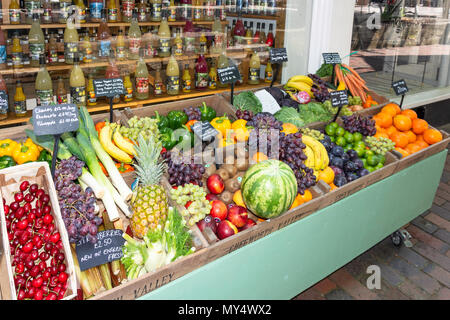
[241,160,298,219]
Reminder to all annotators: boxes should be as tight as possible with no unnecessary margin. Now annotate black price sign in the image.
[75,229,126,271]
[392,79,409,96]
[330,90,349,107]
[93,78,126,98]
[32,103,79,136]
[218,66,241,85]
[192,121,219,142]
[0,90,8,113]
[322,52,342,65]
[269,48,288,63]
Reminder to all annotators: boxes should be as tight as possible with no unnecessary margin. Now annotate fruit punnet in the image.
[241,160,298,219]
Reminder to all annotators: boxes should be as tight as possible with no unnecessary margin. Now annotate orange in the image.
[391,132,409,148]
[416,134,424,142]
[405,143,421,155]
[395,147,410,158]
[412,118,428,135]
[252,152,268,163]
[376,112,393,128]
[405,130,416,144]
[385,125,398,137]
[393,114,412,131]
[289,193,304,210]
[401,109,418,121]
[299,189,313,203]
[414,139,429,150]
[423,129,443,145]
[381,103,401,117]
[329,183,338,191]
[318,167,335,185]
[374,132,389,139]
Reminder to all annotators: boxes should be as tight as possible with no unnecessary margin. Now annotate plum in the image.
[330,166,343,176]
[344,161,358,172]
[346,173,359,182]
[358,168,370,177]
[354,159,364,169]
[334,175,348,187]
[331,157,344,168]
[347,149,359,160]
[331,146,344,157]
[342,153,350,162]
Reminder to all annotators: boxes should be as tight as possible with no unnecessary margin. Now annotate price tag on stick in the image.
[269,48,288,88]
[32,103,80,177]
[93,78,126,122]
[322,52,342,87]
[218,65,241,105]
[392,79,408,109]
[330,90,349,122]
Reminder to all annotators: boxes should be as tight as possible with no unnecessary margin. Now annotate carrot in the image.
[341,63,365,84]
[347,73,369,92]
[335,64,345,87]
[343,75,357,97]
[347,74,368,103]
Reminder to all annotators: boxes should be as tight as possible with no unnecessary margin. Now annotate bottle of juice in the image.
[211,17,224,54]
[138,0,148,22]
[56,76,68,104]
[64,23,79,65]
[48,33,58,65]
[216,52,229,88]
[81,33,93,63]
[0,28,6,69]
[264,61,273,83]
[233,17,245,45]
[168,0,176,21]
[266,23,274,47]
[246,21,253,45]
[248,51,260,85]
[98,17,112,59]
[199,32,207,54]
[12,34,23,69]
[25,0,40,24]
[87,74,97,106]
[134,50,149,99]
[173,28,183,56]
[193,0,202,21]
[153,65,163,95]
[74,0,87,23]
[29,14,45,68]
[166,55,180,95]
[35,55,53,106]
[59,0,72,24]
[14,80,26,116]
[107,0,118,22]
[105,56,121,103]
[226,25,233,48]
[182,64,191,93]
[0,74,7,119]
[236,61,244,85]
[183,20,196,56]
[259,22,266,44]
[122,0,135,22]
[142,29,153,57]
[195,54,208,90]
[70,54,86,107]
[41,0,53,24]
[116,29,126,60]
[151,0,162,22]
[180,0,192,21]
[253,22,260,44]
[90,0,104,22]
[9,0,21,25]
[128,18,142,60]
[208,60,217,90]
[123,73,133,101]
[158,16,171,57]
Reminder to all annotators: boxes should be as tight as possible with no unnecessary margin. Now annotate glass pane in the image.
[351,0,450,98]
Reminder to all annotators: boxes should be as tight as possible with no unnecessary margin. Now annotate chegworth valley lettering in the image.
[132,272,174,299]
[226,227,274,253]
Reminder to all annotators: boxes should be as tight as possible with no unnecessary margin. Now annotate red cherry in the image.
[27,287,36,298]
[38,261,46,272]
[58,272,68,283]
[49,232,60,244]
[35,189,45,199]
[45,292,57,300]
[41,194,50,204]
[47,223,55,233]
[32,276,43,288]
[30,265,40,277]
[23,202,32,214]
[19,181,30,192]
[10,201,19,212]
[14,192,24,203]
[29,183,38,194]
[30,250,39,261]
[15,262,25,274]
[17,219,28,230]
[34,289,44,300]
[22,241,34,253]
[24,193,34,203]
[58,263,66,272]
[17,289,26,300]
[3,204,9,216]
[43,206,51,215]
[15,207,25,219]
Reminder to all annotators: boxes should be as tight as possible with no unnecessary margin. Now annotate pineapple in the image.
[130,134,168,239]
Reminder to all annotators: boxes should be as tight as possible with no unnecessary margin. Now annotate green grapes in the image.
[301,128,325,141]
[118,116,160,143]
[365,136,396,156]
[170,184,211,226]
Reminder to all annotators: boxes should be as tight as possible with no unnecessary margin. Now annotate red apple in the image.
[196,215,217,234]
[210,200,228,221]
[227,205,248,228]
[207,174,225,194]
[240,218,256,231]
[216,220,238,240]
[205,193,220,202]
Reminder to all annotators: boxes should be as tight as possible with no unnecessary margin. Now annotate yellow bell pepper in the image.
[12,143,40,165]
[231,119,250,142]
[0,139,19,157]
[210,115,232,138]
[281,123,298,135]
[25,137,43,152]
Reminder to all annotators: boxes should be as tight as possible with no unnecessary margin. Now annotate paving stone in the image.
[371,237,400,263]
[407,225,450,254]
[324,289,355,300]
[343,250,379,282]
[411,241,450,272]
[411,216,439,234]
[429,204,450,221]
[435,188,450,202]
[434,229,450,245]
[397,246,429,269]
[294,288,325,300]
[397,279,429,300]
[425,213,450,232]
[438,182,450,194]
[376,280,410,300]
[328,269,379,300]
[431,287,450,300]
[441,171,450,184]
[433,196,447,206]
[312,278,337,295]
[423,263,450,288]
[379,263,405,287]
[389,257,441,295]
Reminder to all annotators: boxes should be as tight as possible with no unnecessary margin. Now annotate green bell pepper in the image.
[160,127,178,150]
[152,111,169,130]
[199,102,216,122]
[167,110,188,130]
[0,155,16,169]
[175,125,194,150]
[37,150,53,167]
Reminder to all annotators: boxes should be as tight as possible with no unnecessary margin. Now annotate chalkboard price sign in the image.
[269,48,288,63]
[93,78,126,98]
[192,121,219,142]
[392,79,409,96]
[75,229,126,271]
[322,52,342,65]
[217,66,241,85]
[330,90,349,107]
[32,103,79,136]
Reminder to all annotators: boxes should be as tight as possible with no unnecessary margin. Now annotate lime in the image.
[335,127,345,137]
[361,158,368,167]
[354,146,366,158]
[336,136,346,147]
[354,141,366,149]
[375,163,384,170]
[346,144,354,150]
[353,132,363,142]
[366,165,376,173]
[379,155,386,165]
[329,122,339,130]
[325,124,336,136]
[330,136,336,143]
[344,132,354,144]
[367,155,380,167]
[365,150,375,158]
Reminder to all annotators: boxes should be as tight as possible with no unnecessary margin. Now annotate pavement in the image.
[294,145,450,300]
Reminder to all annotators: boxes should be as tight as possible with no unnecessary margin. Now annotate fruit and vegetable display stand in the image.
[0,69,449,300]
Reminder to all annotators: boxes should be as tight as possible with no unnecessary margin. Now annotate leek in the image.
[61,132,86,162]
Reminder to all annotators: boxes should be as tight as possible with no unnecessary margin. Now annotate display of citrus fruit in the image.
[318,167,335,185]
[381,104,401,117]
[400,109,418,120]
[385,125,398,137]
[412,118,428,135]
[405,130,417,144]
[391,132,409,148]
[395,147,410,158]
[423,128,443,145]
[299,189,313,203]
[405,143,422,154]
[376,112,393,128]
[393,115,412,132]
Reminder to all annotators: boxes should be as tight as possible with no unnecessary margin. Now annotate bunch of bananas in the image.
[99,124,136,163]
[302,135,329,177]
[284,75,314,97]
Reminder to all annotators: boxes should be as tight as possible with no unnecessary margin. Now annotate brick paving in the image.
[294,148,450,300]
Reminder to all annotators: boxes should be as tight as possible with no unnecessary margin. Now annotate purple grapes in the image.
[184,107,201,121]
[163,151,206,187]
[341,115,376,136]
[236,109,254,121]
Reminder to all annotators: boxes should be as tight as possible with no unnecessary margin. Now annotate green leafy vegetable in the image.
[233,91,262,114]
[298,102,333,124]
[316,63,333,77]
[274,107,305,128]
